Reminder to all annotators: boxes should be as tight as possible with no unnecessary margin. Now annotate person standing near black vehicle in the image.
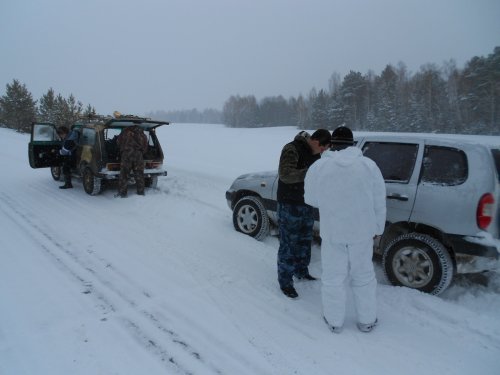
[56,126,79,189]
[116,125,148,198]
[277,129,331,298]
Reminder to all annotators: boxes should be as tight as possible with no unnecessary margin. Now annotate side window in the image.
[105,128,122,141]
[80,128,96,146]
[33,123,57,141]
[362,142,419,183]
[421,146,468,185]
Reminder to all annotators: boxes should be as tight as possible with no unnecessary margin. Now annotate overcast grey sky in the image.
[1,0,499,115]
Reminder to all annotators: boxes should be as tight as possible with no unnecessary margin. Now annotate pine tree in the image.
[38,88,57,123]
[0,79,37,132]
[339,71,368,130]
[83,104,96,118]
[311,89,329,129]
[54,94,69,128]
[411,64,449,132]
[442,60,463,133]
[375,65,398,131]
[66,94,83,125]
[459,47,500,133]
[294,95,310,129]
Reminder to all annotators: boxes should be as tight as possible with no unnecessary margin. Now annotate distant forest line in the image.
[1,46,499,135]
[151,46,500,135]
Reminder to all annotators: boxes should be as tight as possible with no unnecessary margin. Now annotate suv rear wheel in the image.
[382,233,454,295]
[145,176,158,189]
[232,196,270,241]
[83,167,103,195]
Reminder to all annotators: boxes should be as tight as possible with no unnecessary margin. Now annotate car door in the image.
[410,144,472,234]
[28,123,63,168]
[359,137,424,224]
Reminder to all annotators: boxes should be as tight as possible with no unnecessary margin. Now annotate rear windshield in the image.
[491,149,500,182]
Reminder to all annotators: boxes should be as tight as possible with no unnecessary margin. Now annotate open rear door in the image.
[28,123,63,168]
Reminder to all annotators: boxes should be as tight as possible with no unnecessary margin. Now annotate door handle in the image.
[387,194,409,201]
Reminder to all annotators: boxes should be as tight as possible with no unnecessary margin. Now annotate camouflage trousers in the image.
[277,202,314,289]
[119,150,145,195]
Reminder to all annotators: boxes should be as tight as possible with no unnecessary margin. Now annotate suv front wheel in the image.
[51,166,61,181]
[382,233,454,295]
[232,196,270,241]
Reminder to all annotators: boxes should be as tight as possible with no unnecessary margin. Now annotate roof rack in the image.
[77,113,112,122]
[112,111,151,121]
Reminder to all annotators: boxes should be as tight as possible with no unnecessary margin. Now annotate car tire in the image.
[145,176,158,189]
[382,233,454,295]
[83,167,103,195]
[233,196,270,241]
[51,166,61,181]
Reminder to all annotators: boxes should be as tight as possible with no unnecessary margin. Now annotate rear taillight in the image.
[477,193,494,230]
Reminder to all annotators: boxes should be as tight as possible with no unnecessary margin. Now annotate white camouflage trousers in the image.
[321,237,377,327]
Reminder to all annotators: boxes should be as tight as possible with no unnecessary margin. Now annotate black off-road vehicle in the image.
[28,114,169,195]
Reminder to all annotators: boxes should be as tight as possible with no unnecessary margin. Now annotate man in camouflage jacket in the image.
[117,125,148,197]
[277,129,331,298]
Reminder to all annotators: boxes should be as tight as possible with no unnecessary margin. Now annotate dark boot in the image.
[280,286,298,299]
[297,273,318,281]
[59,175,73,189]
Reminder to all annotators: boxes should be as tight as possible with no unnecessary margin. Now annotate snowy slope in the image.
[0,124,499,375]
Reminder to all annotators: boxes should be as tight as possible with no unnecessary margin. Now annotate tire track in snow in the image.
[157,171,230,213]
[8,172,279,375]
[0,192,224,375]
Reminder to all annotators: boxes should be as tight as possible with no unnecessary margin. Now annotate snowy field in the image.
[1,123,499,375]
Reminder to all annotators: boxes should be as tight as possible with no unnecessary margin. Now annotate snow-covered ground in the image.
[1,124,499,375]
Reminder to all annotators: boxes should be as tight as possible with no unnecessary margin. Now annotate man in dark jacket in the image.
[116,125,148,197]
[56,126,79,189]
[277,129,331,298]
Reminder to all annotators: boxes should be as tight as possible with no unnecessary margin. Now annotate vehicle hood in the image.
[236,171,277,180]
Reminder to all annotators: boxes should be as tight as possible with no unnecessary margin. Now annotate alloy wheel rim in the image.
[392,246,434,288]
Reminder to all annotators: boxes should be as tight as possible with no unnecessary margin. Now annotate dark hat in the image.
[310,129,332,146]
[331,126,353,144]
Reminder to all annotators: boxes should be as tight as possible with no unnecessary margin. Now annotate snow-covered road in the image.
[1,124,499,374]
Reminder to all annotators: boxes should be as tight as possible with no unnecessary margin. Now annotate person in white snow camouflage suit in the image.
[305,126,386,333]
[277,129,332,299]
[117,125,148,197]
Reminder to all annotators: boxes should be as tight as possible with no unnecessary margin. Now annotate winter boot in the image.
[280,286,298,299]
[357,319,378,333]
[323,317,343,334]
[297,273,318,281]
[59,175,73,189]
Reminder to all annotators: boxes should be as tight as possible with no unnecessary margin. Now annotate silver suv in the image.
[225,134,500,295]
